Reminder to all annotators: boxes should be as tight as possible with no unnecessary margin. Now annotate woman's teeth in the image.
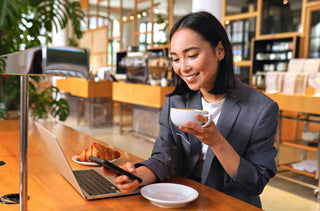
[185,73,198,80]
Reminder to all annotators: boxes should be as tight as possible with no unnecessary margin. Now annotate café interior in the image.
[1,0,320,210]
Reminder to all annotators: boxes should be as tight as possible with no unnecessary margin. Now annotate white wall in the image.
[192,0,222,22]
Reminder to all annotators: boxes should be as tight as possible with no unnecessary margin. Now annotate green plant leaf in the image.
[1,0,85,121]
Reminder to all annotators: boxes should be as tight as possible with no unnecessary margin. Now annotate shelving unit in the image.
[276,111,320,196]
[251,35,300,86]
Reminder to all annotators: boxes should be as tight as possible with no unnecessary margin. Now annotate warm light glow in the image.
[283,0,288,5]
[154,8,159,14]
[130,15,134,20]
[142,11,147,17]
[225,20,230,25]
[122,17,127,22]
[137,13,142,19]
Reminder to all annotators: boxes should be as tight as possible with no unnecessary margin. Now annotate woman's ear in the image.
[215,41,225,61]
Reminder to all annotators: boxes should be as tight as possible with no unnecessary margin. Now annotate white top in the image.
[194,97,225,178]
[201,97,225,157]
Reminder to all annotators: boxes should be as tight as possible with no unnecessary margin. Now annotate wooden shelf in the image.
[56,78,113,98]
[281,139,318,152]
[265,92,320,115]
[112,82,174,108]
[279,163,315,178]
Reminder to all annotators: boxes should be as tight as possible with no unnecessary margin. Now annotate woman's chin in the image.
[187,85,200,91]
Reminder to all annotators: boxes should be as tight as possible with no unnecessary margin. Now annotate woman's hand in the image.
[101,162,141,193]
[101,162,157,193]
[179,113,240,178]
[179,114,222,147]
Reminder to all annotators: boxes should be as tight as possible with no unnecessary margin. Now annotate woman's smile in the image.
[184,73,200,82]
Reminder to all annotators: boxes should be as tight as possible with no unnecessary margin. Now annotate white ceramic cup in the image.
[170,108,212,128]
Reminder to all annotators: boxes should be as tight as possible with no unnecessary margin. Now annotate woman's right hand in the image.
[101,162,141,193]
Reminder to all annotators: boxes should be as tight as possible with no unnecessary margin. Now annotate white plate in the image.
[72,155,116,166]
[140,183,199,208]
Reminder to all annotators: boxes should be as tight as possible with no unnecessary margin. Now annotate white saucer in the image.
[140,183,198,208]
[72,155,116,166]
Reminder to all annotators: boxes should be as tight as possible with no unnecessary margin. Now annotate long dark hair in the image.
[168,11,234,96]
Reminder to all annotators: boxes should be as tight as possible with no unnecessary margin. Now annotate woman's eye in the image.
[188,54,198,58]
[172,58,180,62]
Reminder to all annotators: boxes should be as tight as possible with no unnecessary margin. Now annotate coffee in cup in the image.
[170,108,212,128]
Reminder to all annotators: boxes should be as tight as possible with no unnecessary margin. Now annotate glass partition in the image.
[234,66,250,84]
[122,20,134,50]
[225,18,256,61]
[261,0,302,35]
[173,0,192,24]
[153,0,169,46]
[87,0,98,30]
[108,38,120,68]
[98,1,108,27]
[136,0,151,50]
[226,0,257,15]
[308,9,320,58]
[109,10,120,37]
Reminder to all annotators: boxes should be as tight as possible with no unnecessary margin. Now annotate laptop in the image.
[34,121,140,200]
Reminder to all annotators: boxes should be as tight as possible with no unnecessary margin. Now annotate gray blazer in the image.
[137,78,279,208]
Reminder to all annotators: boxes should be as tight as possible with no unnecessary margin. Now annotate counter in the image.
[56,78,113,127]
[0,120,261,210]
[112,82,174,108]
[112,82,174,138]
[265,92,320,115]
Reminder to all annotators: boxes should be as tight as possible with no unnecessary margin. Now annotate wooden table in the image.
[0,120,261,210]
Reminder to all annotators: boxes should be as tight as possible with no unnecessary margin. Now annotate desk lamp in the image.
[0,45,90,211]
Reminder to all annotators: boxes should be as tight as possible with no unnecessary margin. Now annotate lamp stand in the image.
[20,74,29,211]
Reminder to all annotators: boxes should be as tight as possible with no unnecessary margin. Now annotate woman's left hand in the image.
[179,113,240,178]
[179,114,222,147]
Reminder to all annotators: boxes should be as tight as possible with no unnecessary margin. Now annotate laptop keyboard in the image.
[73,169,120,196]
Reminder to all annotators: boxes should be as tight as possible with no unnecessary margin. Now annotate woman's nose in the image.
[180,59,190,73]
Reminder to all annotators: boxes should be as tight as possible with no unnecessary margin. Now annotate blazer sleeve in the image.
[226,100,279,195]
[135,96,182,182]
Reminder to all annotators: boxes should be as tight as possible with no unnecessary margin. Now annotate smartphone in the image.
[89,156,143,183]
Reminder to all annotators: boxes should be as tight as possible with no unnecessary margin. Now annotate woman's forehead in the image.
[170,29,206,51]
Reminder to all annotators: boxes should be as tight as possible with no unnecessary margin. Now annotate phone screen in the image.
[89,156,143,183]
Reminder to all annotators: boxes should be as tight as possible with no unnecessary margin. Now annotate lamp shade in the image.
[0,45,90,78]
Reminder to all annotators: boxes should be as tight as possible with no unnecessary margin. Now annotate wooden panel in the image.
[92,28,107,53]
[56,78,112,98]
[266,92,320,115]
[112,82,174,108]
[78,31,92,49]
[91,54,107,74]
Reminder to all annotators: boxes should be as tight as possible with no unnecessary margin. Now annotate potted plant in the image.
[0,0,85,121]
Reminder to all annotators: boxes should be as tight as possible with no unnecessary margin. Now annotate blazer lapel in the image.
[201,93,242,184]
[185,91,204,174]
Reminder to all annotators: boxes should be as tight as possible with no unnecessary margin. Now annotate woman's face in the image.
[170,28,225,92]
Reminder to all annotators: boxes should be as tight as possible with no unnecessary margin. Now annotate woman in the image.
[103,11,279,208]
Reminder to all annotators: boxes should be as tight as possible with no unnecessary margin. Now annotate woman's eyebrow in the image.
[170,46,199,56]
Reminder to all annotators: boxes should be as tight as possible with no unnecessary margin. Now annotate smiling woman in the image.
[100,11,279,209]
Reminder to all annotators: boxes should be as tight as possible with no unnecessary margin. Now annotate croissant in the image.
[76,143,120,162]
